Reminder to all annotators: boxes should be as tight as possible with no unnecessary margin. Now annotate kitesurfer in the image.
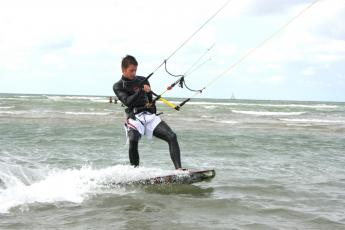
[113,55,182,170]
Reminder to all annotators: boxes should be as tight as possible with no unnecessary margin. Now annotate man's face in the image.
[122,64,137,80]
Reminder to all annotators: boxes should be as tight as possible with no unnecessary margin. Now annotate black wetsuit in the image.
[113,76,182,169]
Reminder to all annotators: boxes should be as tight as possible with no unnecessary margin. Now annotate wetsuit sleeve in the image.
[136,76,153,103]
[113,83,142,107]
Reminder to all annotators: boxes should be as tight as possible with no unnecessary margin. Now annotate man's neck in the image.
[122,75,136,81]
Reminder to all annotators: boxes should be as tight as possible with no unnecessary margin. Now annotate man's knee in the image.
[168,131,177,142]
[154,121,178,142]
[128,129,141,142]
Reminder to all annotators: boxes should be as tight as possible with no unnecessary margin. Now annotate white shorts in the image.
[125,112,161,139]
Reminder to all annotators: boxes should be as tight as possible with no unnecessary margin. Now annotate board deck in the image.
[133,169,216,185]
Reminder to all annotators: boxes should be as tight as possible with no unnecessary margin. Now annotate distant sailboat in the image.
[230,93,236,100]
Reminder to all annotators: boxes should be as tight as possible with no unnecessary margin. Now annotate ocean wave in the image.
[216,120,239,124]
[0,106,15,109]
[279,118,345,123]
[203,105,217,109]
[64,112,111,116]
[160,101,239,106]
[0,111,27,115]
[0,110,54,115]
[0,95,47,100]
[200,115,213,118]
[160,100,339,109]
[90,98,112,103]
[17,95,46,98]
[0,165,185,213]
[0,97,23,101]
[242,103,339,109]
[198,116,238,124]
[0,110,113,116]
[47,96,107,102]
[232,110,305,116]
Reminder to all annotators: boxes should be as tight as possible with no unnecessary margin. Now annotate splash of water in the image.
[0,165,181,213]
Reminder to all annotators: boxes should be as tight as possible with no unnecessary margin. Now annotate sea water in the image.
[0,94,344,229]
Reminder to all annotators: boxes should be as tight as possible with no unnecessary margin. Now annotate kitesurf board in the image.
[134,169,216,185]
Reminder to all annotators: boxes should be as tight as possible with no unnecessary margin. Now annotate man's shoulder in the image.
[113,78,124,91]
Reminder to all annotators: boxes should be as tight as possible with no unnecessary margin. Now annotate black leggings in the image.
[127,121,182,169]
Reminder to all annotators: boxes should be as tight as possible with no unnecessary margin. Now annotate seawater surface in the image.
[0,94,345,229]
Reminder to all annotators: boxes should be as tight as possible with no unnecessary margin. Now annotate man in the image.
[113,55,182,170]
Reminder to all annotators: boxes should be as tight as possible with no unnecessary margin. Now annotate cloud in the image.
[40,37,75,51]
[301,67,315,76]
[267,75,285,82]
[246,0,312,15]
[41,53,66,70]
[241,0,345,66]
[0,0,344,101]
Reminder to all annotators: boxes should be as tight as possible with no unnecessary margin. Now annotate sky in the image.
[0,0,344,102]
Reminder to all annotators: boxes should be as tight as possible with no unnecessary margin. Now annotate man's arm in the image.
[113,83,142,107]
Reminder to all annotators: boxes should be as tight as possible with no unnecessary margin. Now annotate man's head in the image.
[121,55,138,80]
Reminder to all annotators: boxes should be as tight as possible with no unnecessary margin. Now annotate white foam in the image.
[0,111,27,115]
[279,118,345,123]
[0,110,112,116]
[0,98,22,101]
[188,101,238,106]
[216,120,239,124]
[232,110,305,116]
[17,95,44,98]
[203,105,217,109]
[0,106,14,109]
[47,96,106,102]
[0,165,184,213]
[89,98,110,103]
[201,115,213,118]
[0,95,46,100]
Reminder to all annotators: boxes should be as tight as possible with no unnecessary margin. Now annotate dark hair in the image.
[121,55,138,69]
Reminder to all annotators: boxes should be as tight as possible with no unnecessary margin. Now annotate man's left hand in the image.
[143,85,151,93]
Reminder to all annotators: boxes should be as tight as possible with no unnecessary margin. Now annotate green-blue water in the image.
[1,94,345,229]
